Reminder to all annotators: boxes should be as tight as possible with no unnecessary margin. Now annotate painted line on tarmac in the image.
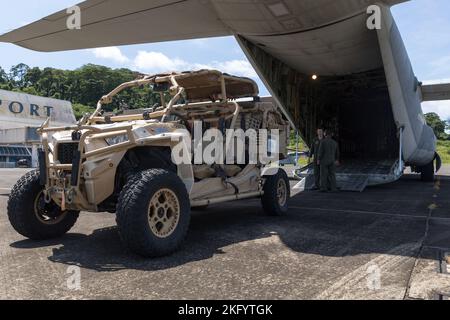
[0,188,11,195]
[290,205,434,220]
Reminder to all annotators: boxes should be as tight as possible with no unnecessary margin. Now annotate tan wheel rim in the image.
[148,188,180,238]
[34,191,67,225]
[277,179,287,207]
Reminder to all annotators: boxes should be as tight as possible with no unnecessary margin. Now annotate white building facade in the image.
[0,89,76,168]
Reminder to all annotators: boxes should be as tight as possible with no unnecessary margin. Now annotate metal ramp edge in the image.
[296,173,369,192]
[336,174,369,192]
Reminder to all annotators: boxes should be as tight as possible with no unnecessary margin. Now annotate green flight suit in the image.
[318,137,339,191]
[309,137,322,189]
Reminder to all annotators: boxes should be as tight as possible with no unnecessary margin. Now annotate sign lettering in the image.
[0,99,54,117]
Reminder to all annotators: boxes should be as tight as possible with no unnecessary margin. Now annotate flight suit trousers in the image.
[313,162,320,189]
[320,162,337,191]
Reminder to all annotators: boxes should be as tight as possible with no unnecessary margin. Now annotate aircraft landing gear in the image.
[420,160,435,182]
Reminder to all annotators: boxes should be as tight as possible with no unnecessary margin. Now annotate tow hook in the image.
[44,190,52,204]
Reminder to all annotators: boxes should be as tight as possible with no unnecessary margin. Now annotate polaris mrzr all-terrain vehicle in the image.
[8,70,291,257]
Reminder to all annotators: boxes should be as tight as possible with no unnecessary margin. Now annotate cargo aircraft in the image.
[1,0,449,190]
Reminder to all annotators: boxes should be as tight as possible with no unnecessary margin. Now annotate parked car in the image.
[16,159,30,168]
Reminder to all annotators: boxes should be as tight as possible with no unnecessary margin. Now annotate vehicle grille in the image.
[57,143,79,164]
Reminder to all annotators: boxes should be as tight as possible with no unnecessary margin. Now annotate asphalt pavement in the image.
[0,167,449,299]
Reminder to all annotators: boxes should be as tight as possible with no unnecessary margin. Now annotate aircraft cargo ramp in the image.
[295,160,401,192]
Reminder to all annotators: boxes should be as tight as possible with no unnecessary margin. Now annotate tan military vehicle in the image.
[7,70,291,257]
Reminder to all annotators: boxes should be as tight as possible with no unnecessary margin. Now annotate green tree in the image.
[425,112,448,140]
[0,66,7,84]
[24,67,42,87]
[9,63,30,88]
[72,103,95,120]
[1,63,160,116]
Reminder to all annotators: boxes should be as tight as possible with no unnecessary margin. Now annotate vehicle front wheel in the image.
[7,170,80,240]
[261,170,290,216]
[116,169,191,257]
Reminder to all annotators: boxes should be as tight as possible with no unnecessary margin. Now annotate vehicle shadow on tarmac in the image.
[10,206,276,272]
[10,175,450,272]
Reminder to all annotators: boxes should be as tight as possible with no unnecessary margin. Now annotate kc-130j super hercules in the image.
[1,0,449,189]
[1,0,450,256]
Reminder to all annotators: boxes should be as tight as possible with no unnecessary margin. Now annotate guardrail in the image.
[0,163,16,168]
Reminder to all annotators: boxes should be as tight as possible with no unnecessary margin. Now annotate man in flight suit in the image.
[317,130,340,192]
[308,128,324,190]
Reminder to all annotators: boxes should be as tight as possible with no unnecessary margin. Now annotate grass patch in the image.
[437,140,450,164]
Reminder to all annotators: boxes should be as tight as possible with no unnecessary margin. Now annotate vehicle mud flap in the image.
[71,151,81,186]
[38,150,47,186]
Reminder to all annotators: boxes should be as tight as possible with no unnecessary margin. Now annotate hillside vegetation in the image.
[0,63,159,119]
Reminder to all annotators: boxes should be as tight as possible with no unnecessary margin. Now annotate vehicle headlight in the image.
[105,134,129,146]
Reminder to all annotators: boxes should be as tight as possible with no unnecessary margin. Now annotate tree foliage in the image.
[425,112,449,140]
[0,63,160,119]
[0,67,7,84]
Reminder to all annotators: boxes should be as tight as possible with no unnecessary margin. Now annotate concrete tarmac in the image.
[0,168,449,299]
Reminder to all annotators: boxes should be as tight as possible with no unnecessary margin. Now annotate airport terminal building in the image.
[0,89,76,168]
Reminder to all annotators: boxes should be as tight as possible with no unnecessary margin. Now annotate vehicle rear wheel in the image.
[420,160,435,182]
[116,169,191,257]
[7,170,80,240]
[261,170,290,216]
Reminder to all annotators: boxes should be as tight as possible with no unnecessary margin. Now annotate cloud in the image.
[133,51,258,78]
[191,39,209,47]
[133,51,188,72]
[90,47,258,79]
[422,100,450,121]
[92,47,129,64]
[199,60,258,78]
[422,78,450,85]
[421,78,450,121]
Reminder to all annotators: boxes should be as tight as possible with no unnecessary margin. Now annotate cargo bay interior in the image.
[240,37,401,190]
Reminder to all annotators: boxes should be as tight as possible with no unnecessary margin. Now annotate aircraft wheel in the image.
[420,161,435,182]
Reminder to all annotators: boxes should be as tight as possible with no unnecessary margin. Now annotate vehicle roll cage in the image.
[80,69,258,126]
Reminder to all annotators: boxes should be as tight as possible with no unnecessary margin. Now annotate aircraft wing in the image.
[0,0,231,52]
[421,83,450,102]
[0,0,408,52]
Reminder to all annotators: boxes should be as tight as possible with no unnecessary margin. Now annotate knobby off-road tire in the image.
[7,170,80,240]
[261,170,290,216]
[116,169,191,257]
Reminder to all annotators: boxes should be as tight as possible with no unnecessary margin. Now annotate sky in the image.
[0,0,449,120]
